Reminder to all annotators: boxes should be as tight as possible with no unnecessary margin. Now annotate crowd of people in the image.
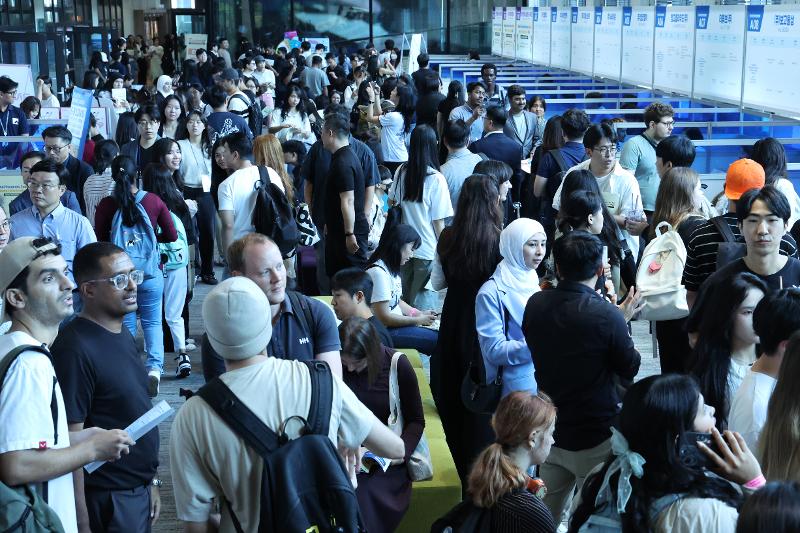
[2,34,800,533]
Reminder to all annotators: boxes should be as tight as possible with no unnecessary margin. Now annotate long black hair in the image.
[110,155,141,227]
[393,84,416,134]
[559,169,624,265]
[141,163,190,223]
[691,272,767,430]
[153,137,186,189]
[368,223,421,276]
[281,84,308,120]
[93,139,120,174]
[401,124,440,203]
[569,374,744,533]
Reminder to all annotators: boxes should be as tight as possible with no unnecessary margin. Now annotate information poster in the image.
[742,5,800,117]
[533,7,552,66]
[693,6,746,104]
[0,174,25,216]
[551,7,572,70]
[502,7,517,59]
[66,87,93,160]
[654,6,696,95]
[407,34,424,74]
[0,64,34,107]
[594,7,623,80]
[516,7,534,62]
[571,7,595,75]
[492,7,503,57]
[621,7,655,87]
[184,34,207,60]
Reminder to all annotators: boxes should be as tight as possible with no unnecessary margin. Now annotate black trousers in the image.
[85,484,151,533]
[183,187,216,277]
[655,317,692,374]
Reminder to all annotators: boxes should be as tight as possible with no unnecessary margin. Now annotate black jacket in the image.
[63,154,95,215]
[523,281,640,451]
[469,131,524,203]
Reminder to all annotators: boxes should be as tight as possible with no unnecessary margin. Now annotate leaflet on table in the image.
[84,400,174,473]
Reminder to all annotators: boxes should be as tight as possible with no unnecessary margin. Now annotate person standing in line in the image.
[0,75,29,169]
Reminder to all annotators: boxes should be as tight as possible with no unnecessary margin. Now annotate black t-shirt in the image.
[416,92,445,130]
[369,315,394,349]
[51,317,158,490]
[206,111,252,144]
[705,256,800,292]
[324,145,369,238]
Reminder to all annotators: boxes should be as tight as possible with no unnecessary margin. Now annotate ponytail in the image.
[110,155,141,227]
[467,443,527,508]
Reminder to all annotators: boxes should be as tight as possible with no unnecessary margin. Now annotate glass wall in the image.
[214,0,490,54]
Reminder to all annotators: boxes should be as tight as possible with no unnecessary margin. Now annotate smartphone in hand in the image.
[678,432,722,469]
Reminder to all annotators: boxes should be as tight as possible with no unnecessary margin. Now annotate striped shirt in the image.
[491,489,556,532]
[682,213,797,292]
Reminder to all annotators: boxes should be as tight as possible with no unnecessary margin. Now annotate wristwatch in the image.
[345,232,354,237]
[151,478,163,487]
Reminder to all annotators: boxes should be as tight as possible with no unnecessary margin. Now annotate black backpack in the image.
[253,165,300,258]
[197,360,366,533]
[430,499,492,533]
[710,215,746,270]
[230,93,263,137]
[0,345,66,533]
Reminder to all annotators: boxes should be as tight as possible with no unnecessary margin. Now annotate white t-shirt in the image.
[226,91,250,114]
[368,259,403,315]
[379,112,408,163]
[217,165,285,241]
[389,168,454,260]
[269,109,315,144]
[0,332,78,533]
[727,358,751,416]
[41,94,60,108]
[729,369,776,452]
[775,178,800,229]
[552,159,643,257]
[170,357,375,529]
[252,69,276,96]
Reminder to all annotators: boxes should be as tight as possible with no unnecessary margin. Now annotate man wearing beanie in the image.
[170,277,403,531]
[683,158,798,308]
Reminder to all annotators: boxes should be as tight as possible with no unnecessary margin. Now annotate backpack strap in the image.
[302,360,333,437]
[549,148,569,174]
[648,493,686,525]
[229,93,252,117]
[710,216,737,243]
[197,377,282,456]
[286,291,315,353]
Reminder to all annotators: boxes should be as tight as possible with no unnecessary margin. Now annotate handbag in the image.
[461,302,508,415]
[388,352,434,481]
[294,201,320,247]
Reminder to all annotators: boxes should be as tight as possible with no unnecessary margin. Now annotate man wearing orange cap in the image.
[683,158,798,308]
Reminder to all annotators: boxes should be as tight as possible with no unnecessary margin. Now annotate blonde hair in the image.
[253,133,295,203]
[226,232,275,274]
[760,331,800,481]
[467,391,557,508]
[650,167,700,239]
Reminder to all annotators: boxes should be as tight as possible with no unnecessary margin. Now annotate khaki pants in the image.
[540,437,612,522]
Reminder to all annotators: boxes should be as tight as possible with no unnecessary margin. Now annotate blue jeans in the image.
[124,275,165,373]
[388,326,439,356]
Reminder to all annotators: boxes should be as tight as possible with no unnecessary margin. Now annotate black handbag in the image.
[461,359,503,415]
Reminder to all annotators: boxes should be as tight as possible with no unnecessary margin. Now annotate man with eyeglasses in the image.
[9,159,96,287]
[552,122,645,259]
[620,102,675,215]
[0,237,134,533]
[0,75,29,170]
[51,242,162,533]
[9,150,81,216]
[449,81,489,144]
[40,125,94,214]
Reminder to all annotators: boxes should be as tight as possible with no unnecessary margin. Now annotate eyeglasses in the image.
[659,120,675,128]
[593,145,617,156]
[84,270,144,290]
[43,144,69,154]
[2,90,17,96]
[26,180,61,191]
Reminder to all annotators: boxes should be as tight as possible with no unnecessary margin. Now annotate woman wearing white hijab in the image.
[475,218,547,398]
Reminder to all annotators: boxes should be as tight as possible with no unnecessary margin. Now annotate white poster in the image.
[621,7,655,87]
[502,7,517,59]
[407,34,424,74]
[693,6,746,104]
[533,7,552,66]
[742,5,800,117]
[551,7,572,70]
[594,7,623,80]
[184,34,207,60]
[516,7,534,63]
[492,7,503,57]
[0,64,34,107]
[654,6,696,95]
[570,7,595,75]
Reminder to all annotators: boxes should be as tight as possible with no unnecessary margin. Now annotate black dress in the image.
[430,228,500,493]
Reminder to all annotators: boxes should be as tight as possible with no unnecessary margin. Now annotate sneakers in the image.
[147,370,160,397]
[175,353,192,378]
[201,273,219,285]
[185,338,197,351]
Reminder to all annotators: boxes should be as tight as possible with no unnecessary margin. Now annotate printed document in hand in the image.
[84,400,174,473]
